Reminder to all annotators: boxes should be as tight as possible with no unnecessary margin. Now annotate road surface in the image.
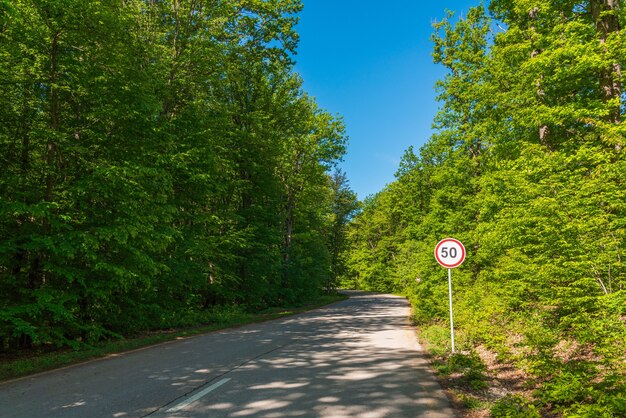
[0,291,454,417]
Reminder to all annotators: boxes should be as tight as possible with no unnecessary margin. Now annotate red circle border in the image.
[434,238,466,268]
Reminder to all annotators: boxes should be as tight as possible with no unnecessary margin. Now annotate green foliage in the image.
[0,0,353,352]
[420,324,452,356]
[1,292,347,382]
[457,393,484,410]
[344,1,626,415]
[435,352,489,391]
[538,369,626,417]
[491,395,540,418]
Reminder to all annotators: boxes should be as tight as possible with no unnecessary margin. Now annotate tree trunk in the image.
[46,30,61,203]
[529,8,551,147]
[30,29,63,290]
[591,0,622,131]
[283,193,295,263]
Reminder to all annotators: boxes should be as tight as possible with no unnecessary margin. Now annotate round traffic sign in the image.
[434,238,466,268]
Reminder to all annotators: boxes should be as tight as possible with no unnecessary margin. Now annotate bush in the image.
[433,351,489,391]
[491,395,540,418]
[420,324,452,356]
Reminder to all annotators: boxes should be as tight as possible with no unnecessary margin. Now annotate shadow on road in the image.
[1,292,454,418]
[166,291,454,417]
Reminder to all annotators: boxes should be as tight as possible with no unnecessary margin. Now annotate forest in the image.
[0,0,358,353]
[2,0,625,416]
[343,1,625,416]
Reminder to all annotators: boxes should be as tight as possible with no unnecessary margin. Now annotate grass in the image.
[413,322,494,416]
[0,293,348,383]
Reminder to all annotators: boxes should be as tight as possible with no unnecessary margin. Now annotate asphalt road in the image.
[0,291,455,417]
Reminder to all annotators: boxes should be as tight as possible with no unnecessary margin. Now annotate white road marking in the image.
[166,378,231,413]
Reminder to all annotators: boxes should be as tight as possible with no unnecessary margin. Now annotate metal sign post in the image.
[434,238,466,353]
[447,268,455,352]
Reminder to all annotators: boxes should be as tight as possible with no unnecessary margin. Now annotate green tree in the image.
[0,0,350,351]
[344,1,626,414]
[327,169,359,291]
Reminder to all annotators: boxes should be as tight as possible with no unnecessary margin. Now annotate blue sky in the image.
[294,0,479,199]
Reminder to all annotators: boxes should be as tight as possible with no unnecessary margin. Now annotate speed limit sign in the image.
[434,238,466,268]
[434,238,465,353]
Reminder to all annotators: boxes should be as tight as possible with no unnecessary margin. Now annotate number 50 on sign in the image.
[434,238,466,269]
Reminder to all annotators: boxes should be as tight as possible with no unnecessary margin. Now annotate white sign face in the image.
[434,238,466,269]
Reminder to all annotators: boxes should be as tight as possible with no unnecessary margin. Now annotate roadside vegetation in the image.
[343,2,626,417]
[2,1,625,415]
[0,0,358,367]
[0,293,346,382]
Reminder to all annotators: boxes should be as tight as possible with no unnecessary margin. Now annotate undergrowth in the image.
[0,293,347,382]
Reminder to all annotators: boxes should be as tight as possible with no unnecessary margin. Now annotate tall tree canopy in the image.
[344,1,625,415]
[0,0,352,351]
